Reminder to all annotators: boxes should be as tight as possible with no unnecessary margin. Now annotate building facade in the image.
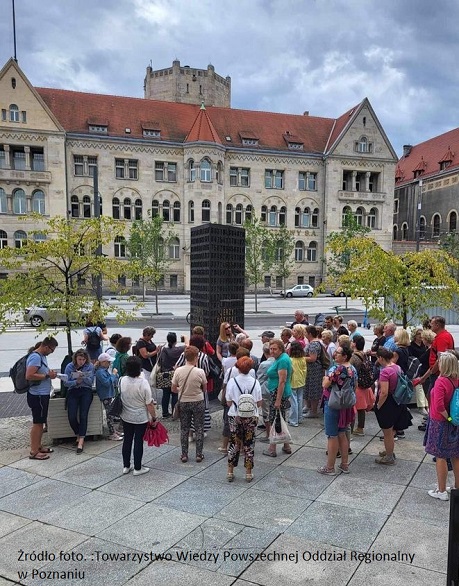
[393,130,459,250]
[144,59,231,108]
[0,58,397,292]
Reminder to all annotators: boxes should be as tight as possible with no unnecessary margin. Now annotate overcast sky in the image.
[1,0,458,157]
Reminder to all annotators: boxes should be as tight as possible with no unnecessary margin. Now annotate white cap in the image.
[98,352,114,362]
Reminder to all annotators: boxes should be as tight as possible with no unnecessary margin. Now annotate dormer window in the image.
[283,132,303,151]
[413,169,423,179]
[88,125,107,133]
[440,161,451,171]
[143,129,161,138]
[240,131,259,147]
[142,121,161,139]
[242,138,258,146]
[439,147,454,171]
[288,142,303,150]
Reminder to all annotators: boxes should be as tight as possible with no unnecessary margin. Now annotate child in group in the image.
[95,352,121,440]
[288,341,307,427]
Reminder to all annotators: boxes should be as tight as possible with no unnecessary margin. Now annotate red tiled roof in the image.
[395,127,459,186]
[36,87,361,154]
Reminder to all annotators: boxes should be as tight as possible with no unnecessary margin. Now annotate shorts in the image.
[27,392,50,424]
[324,399,347,437]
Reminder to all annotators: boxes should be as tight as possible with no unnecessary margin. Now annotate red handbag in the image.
[143,421,169,447]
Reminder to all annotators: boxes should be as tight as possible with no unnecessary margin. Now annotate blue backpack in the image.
[393,371,414,405]
[449,380,459,425]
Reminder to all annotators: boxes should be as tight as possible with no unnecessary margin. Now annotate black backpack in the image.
[86,327,101,350]
[355,352,375,389]
[10,351,43,394]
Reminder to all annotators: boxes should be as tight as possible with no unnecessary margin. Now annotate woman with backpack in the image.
[112,337,132,378]
[225,356,262,482]
[350,334,375,437]
[83,320,104,363]
[424,352,459,501]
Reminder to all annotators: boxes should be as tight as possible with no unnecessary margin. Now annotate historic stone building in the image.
[393,129,459,252]
[144,59,231,108]
[0,58,397,292]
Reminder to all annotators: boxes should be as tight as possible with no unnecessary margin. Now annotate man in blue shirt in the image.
[383,322,397,351]
[25,337,58,460]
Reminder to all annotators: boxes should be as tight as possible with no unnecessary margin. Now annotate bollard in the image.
[447,488,459,585]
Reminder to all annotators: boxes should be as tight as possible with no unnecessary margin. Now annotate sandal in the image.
[227,472,234,482]
[196,455,204,463]
[180,454,188,463]
[317,465,337,476]
[29,452,50,460]
[39,447,54,454]
[245,473,253,483]
[262,449,277,458]
[338,463,350,474]
[282,447,292,454]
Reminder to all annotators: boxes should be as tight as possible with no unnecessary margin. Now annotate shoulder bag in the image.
[172,366,195,421]
[328,376,356,410]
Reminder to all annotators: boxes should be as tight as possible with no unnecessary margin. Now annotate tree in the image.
[271,223,295,295]
[326,232,459,327]
[244,216,275,313]
[0,215,132,354]
[127,216,177,313]
[440,232,459,281]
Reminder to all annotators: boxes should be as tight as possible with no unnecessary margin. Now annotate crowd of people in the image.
[22,313,459,500]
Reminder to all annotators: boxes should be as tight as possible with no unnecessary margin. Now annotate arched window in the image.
[261,205,267,222]
[0,188,6,213]
[279,206,286,226]
[114,236,126,258]
[134,199,142,220]
[393,225,398,240]
[226,204,233,224]
[123,198,131,220]
[14,230,27,248]
[151,199,159,217]
[245,204,253,223]
[342,206,352,227]
[112,197,120,219]
[419,216,426,240]
[295,240,304,261]
[31,190,46,215]
[168,237,180,259]
[188,159,196,182]
[367,207,377,229]
[13,189,26,214]
[433,214,441,237]
[188,200,194,223]
[216,161,223,184]
[83,195,91,218]
[71,195,80,218]
[401,222,408,240]
[0,230,7,248]
[202,200,211,222]
[9,104,19,122]
[33,233,46,243]
[449,211,457,232]
[268,205,277,226]
[307,241,317,262]
[354,206,364,226]
[311,208,319,228]
[162,200,170,222]
[200,159,211,182]
[173,201,180,222]
[235,204,243,225]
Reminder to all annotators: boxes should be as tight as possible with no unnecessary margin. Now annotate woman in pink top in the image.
[424,352,459,501]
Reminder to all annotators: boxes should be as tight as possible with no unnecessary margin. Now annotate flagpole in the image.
[12,0,17,61]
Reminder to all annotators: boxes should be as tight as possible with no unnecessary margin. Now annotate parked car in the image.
[280,284,314,298]
[24,306,87,327]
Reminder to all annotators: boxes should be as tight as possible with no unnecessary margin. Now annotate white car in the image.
[281,284,314,298]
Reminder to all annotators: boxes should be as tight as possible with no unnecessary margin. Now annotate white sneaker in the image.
[428,489,449,501]
[123,466,134,474]
[435,485,452,494]
[133,466,150,476]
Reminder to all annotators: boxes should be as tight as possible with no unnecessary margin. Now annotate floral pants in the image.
[228,416,257,470]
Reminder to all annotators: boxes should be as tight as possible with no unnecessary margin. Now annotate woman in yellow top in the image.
[288,341,307,427]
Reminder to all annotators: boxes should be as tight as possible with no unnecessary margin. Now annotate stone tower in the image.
[144,59,231,107]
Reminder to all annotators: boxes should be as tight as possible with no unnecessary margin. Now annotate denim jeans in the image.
[161,386,177,416]
[288,386,305,425]
[67,387,93,437]
[122,420,148,471]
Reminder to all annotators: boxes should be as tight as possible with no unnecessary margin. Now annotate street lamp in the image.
[93,166,102,304]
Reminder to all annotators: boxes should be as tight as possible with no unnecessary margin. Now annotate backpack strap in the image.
[234,379,256,395]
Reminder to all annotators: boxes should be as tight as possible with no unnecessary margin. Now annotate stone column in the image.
[24,146,31,170]
[351,171,357,191]
[365,171,371,192]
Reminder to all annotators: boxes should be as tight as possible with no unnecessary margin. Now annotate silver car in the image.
[281,284,314,298]
[24,306,86,327]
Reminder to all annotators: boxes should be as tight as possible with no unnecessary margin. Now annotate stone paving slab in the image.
[282,445,332,471]
[46,490,145,535]
[0,446,31,466]
[97,503,207,553]
[408,461,456,491]
[285,501,388,553]
[153,477,248,516]
[241,533,360,585]
[0,510,32,539]
[0,467,41,499]
[253,465,335,500]
[22,537,150,586]
[0,477,91,521]
[317,476,406,515]
[147,446,225,476]
[391,486,450,528]
[193,455,278,485]
[10,446,93,477]
[347,453,420,485]
[215,487,311,530]
[125,560,235,586]
[348,560,445,586]
[51,455,124,489]
[363,435,427,462]
[98,468,189,502]
[0,521,87,582]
